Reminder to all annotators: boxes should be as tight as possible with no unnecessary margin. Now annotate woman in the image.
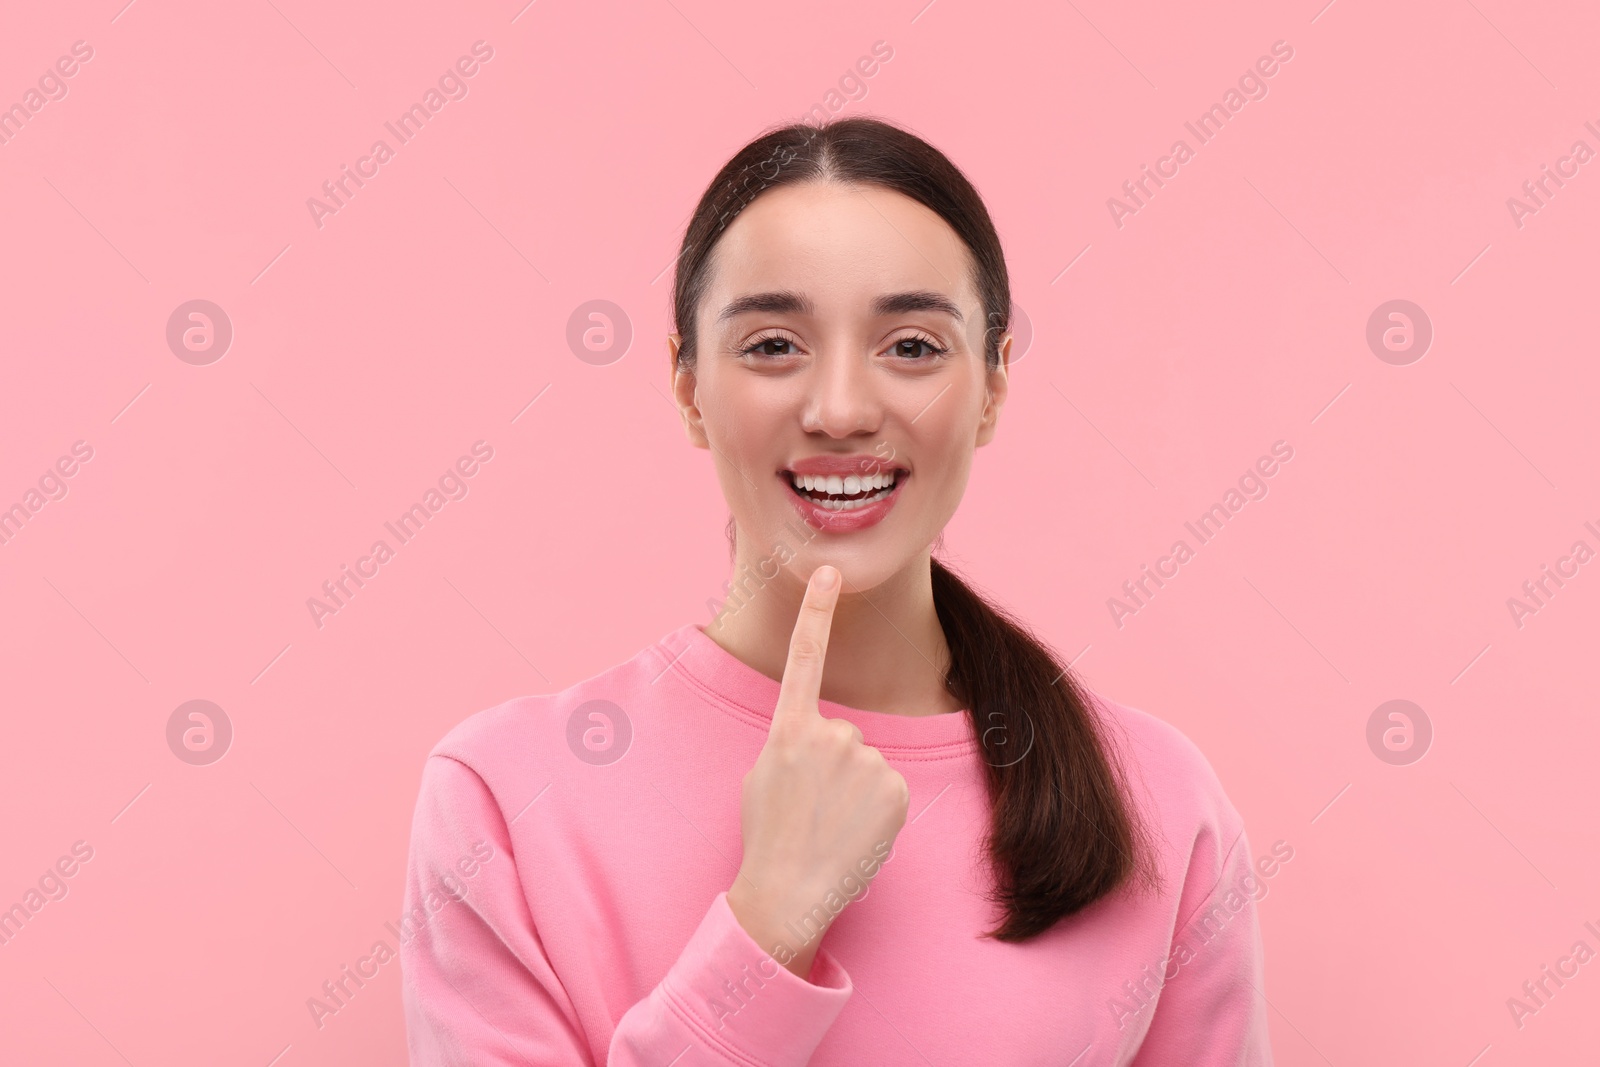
[400,117,1274,1065]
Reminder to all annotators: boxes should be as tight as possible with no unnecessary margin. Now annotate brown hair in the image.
[672,117,1160,941]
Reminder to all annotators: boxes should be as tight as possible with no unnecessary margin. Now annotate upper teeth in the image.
[790,471,898,494]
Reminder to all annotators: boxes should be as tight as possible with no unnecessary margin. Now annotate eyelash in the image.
[738,331,950,361]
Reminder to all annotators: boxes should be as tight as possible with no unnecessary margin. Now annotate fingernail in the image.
[815,566,837,590]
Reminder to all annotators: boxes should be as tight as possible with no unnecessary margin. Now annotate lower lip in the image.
[781,472,907,533]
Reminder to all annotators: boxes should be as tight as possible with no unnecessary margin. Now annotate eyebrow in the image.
[715,289,965,324]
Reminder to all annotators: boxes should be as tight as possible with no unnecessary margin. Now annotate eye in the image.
[888,333,949,361]
[739,332,798,358]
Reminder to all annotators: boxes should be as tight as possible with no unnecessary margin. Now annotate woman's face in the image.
[670,180,1010,593]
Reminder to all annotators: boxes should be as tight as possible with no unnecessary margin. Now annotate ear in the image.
[974,332,1011,447]
[668,333,710,449]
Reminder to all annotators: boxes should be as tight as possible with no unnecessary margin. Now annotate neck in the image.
[703,529,961,718]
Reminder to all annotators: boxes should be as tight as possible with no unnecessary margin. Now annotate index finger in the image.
[772,565,841,731]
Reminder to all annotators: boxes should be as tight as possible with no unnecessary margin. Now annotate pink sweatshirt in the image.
[399,623,1275,1065]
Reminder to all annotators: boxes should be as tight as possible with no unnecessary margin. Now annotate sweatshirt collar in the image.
[654,623,979,758]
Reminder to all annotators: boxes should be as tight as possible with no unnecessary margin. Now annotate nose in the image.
[799,346,883,437]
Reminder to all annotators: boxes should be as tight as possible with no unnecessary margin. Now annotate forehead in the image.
[702,181,978,315]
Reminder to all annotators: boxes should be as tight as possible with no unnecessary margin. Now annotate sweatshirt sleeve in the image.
[1130,820,1275,1066]
[399,753,854,1066]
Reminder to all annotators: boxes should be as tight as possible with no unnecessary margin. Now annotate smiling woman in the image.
[399,117,1274,1065]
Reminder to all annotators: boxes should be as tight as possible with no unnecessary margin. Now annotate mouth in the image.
[782,467,907,512]
[780,463,908,531]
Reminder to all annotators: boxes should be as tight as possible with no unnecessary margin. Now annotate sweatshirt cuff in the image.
[658,891,852,1064]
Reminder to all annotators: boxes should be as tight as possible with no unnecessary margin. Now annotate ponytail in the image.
[932,556,1160,941]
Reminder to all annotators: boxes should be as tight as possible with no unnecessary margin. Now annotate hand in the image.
[726,565,910,980]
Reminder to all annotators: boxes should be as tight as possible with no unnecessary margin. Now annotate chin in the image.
[785,541,920,592]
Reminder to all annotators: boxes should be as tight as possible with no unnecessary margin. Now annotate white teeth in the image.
[814,486,893,510]
[788,468,901,508]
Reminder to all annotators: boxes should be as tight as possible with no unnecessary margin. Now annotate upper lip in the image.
[782,453,907,477]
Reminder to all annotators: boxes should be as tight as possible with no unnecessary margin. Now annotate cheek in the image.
[703,378,790,453]
[896,407,980,508]
[918,450,973,506]
[697,378,790,504]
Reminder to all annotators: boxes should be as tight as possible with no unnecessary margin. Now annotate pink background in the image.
[2,0,1597,1063]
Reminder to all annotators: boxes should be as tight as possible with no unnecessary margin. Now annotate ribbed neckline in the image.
[654,623,978,759]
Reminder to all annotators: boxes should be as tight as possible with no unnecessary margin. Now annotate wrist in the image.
[726,880,824,980]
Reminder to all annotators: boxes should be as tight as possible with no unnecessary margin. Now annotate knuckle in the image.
[788,637,823,666]
[767,721,804,752]
[886,771,910,809]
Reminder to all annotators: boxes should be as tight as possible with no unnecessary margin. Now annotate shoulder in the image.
[1081,686,1245,842]
[418,630,674,792]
